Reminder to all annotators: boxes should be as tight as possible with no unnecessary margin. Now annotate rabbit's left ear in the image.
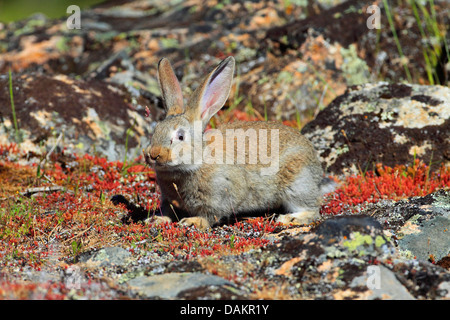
[187,56,235,129]
[158,58,184,117]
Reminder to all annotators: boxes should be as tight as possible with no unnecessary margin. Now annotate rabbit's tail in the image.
[319,176,338,196]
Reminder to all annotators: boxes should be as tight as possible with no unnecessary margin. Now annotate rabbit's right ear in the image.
[158,58,184,117]
[186,56,235,129]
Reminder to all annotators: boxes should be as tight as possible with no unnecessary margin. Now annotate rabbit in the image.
[144,56,327,230]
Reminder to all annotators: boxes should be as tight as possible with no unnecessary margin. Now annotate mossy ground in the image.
[1,135,448,298]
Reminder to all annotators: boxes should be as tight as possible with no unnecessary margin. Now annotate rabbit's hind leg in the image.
[276,209,321,225]
[277,167,322,225]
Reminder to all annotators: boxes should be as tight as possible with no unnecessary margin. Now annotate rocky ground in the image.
[0,0,449,300]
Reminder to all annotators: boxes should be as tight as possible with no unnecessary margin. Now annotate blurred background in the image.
[0,0,102,22]
[0,0,448,167]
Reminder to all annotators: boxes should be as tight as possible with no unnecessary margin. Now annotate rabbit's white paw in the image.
[179,217,210,230]
[277,210,321,225]
[145,215,172,225]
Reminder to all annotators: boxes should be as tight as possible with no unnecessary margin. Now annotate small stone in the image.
[82,247,132,267]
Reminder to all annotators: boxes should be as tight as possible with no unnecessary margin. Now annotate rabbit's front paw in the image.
[145,215,172,225]
[179,217,210,230]
[277,211,321,225]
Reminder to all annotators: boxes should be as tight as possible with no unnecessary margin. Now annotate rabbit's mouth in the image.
[143,147,173,169]
[143,149,154,166]
[144,145,170,164]
[143,147,164,167]
[143,148,201,173]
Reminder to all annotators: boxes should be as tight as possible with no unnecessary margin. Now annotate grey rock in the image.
[367,189,450,262]
[127,272,232,299]
[399,216,450,262]
[350,265,415,300]
[437,282,450,299]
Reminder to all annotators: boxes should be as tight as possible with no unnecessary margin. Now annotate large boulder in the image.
[301,83,450,175]
[0,73,157,161]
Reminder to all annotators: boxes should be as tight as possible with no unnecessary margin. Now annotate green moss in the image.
[160,38,179,49]
[13,18,46,37]
[56,37,70,53]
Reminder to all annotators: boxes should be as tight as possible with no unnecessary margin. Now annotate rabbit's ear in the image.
[158,58,184,117]
[187,56,235,128]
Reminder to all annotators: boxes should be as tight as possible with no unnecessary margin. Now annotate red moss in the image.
[0,143,20,156]
[1,142,449,272]
[321,160,450,216]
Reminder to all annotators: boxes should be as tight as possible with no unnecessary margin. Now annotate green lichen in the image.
[366,102,377,113]
[160,38,179,49]
[276,71,294,84]
[325,246,348,259]
[284,0,308,7]
[375,235,386,247]
[234,47,257,63]
[433,191,450,209]
[94,31,118,43]
[340,44,370,86]
[13,17,47,37]
[55,37,70,53]
[343,232,373,252]
[335,144,349,156]
[381,110,395,121]
[118,269,145,284]
[398,248,416,260]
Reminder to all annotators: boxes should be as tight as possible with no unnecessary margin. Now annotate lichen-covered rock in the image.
[301,83,450,175]
[80,247,132,267]
[126,272,238,299]
[1,0,447,128]
[0,73,156,161]
[265,0,449,88]
[248,214,450,299]
[365,189,450,263]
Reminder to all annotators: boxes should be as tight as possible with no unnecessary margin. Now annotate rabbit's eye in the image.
[177,129,185,141]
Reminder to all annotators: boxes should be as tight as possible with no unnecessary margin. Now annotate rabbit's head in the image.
[146,57,235,169]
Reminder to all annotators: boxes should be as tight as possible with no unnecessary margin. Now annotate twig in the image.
[63,226,93,244]
[20,186,65,197]
[48,223,62,243]
[314,84,328,118]
[373,181,382,198]
[46,132,63,162]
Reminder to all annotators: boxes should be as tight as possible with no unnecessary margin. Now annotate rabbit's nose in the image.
[149,146,161,161]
